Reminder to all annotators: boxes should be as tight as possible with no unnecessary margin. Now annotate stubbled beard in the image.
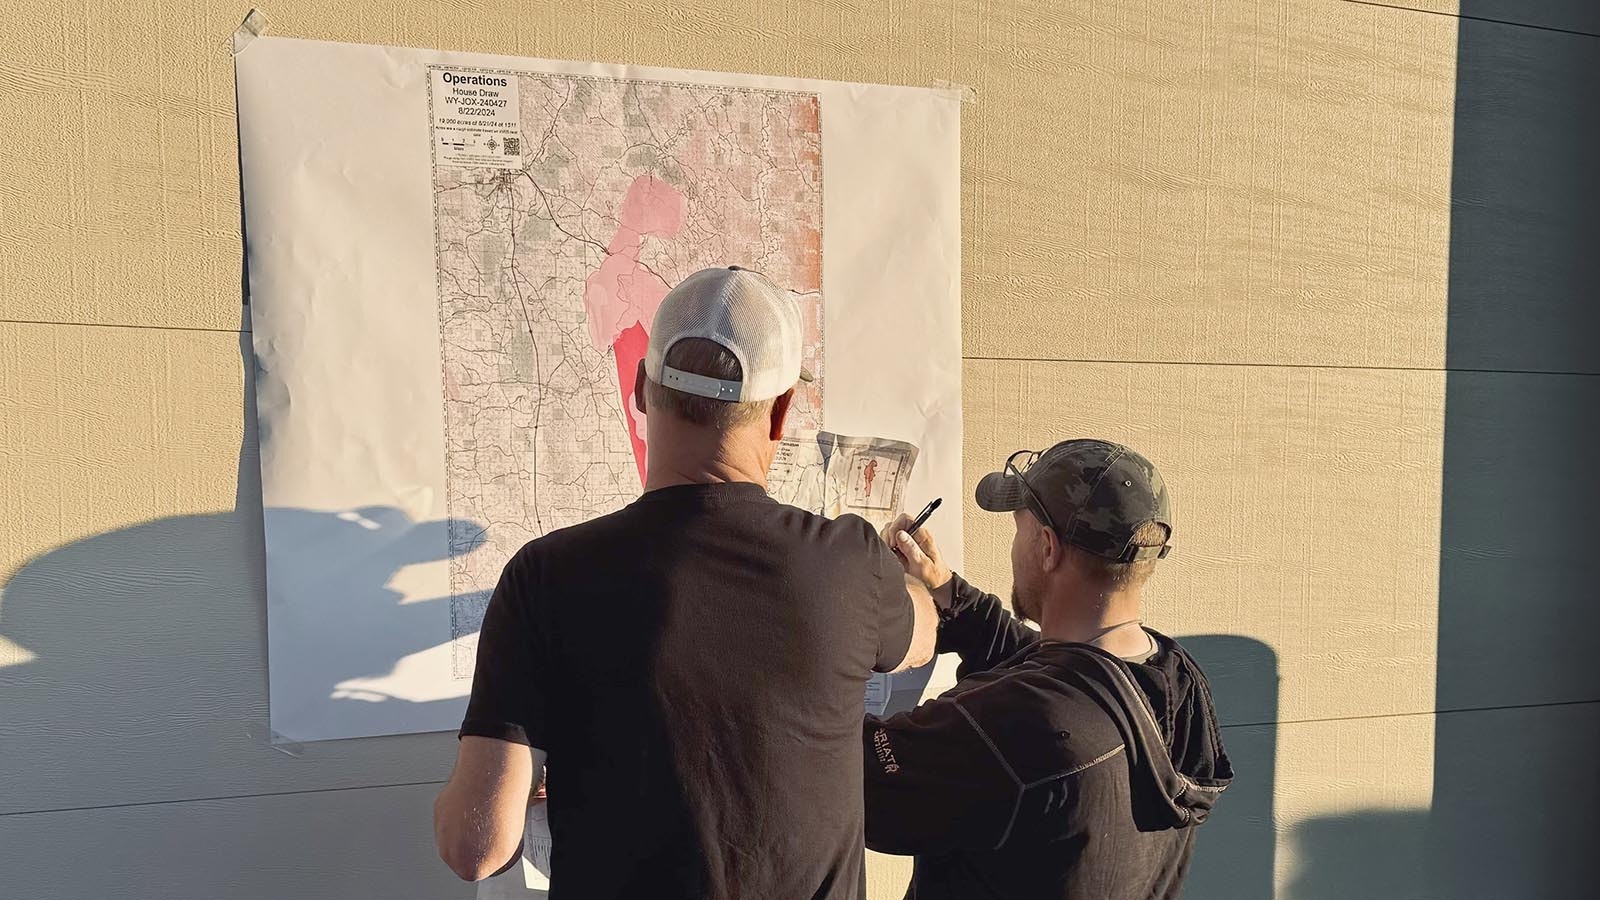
[1011,587,1039,626]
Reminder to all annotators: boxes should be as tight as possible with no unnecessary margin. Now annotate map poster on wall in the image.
[237,36,962,743]
[428,67,828,680]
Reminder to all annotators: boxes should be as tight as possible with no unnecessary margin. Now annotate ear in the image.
[1037,518,1065,573]
[768,388,795,441]
[634,360,649,414]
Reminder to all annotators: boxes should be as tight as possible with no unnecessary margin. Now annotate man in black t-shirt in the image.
[433,266,938,899]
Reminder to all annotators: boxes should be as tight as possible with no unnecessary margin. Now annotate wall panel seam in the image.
[1336,0,1600,38]
[1219,696,1600,732]
[10,697,1594,817]
[961,356,1600,378]
[0,318,244,336]
[0,329,1588,378]
[0,779,448,820]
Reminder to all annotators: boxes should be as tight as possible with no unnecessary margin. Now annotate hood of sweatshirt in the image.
[1044,631,1234,830]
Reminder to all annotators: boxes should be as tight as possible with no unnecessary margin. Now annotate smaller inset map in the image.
[768,431,919,529]
[847,452,909,512]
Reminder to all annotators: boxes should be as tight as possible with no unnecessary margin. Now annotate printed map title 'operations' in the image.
[441,72,508,86]
[429,67,524,170]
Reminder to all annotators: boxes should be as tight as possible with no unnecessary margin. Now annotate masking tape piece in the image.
[931,80,978,104]
[231,8,271,57]
[261,725,305,757]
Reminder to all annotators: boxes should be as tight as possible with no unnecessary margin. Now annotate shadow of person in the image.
[0,503,486,812]
[0,510,274,770]
[1180,635,1279,900]
[260,504,489,740]
[1286,809,1428,900]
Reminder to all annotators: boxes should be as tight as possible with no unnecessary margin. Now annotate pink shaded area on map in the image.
[611,322,650,485]
[582,175,687,485]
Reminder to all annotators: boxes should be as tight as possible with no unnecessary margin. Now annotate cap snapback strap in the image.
[660,365,743,401]
[1120,543,1172,562]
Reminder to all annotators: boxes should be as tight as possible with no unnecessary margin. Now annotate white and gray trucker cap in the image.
[644,266,813,402]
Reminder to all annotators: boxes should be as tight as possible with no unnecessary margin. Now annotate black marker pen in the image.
[904,497,942,537]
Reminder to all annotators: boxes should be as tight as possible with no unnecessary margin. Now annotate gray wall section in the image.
[1441,10,1599,374]
[1431,4,1600,896]
[0,783,472,899]
[1434,372,1600,711]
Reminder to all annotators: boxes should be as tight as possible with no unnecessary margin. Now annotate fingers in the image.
[895,531,930,566]
[883,514,946,590]
[884,512,937,549]
[880,514,903,544]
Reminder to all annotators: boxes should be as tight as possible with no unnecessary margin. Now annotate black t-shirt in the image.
[461,481,916,900]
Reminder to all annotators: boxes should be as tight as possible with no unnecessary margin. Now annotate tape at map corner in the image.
[248,722,306,757]
[230,8,271,57]
[931,80,978,104]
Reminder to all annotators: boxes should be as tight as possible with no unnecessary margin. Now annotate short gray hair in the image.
[644,338,774,429]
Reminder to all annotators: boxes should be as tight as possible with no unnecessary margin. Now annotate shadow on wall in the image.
[1280,700,1600,900]
[0,335,482,896]
[1277,6,1600,900]
[0,505,482,748]
[1431,4,1600,898]
[259,505,487,736]
[0,328,480,784]
[1284,810,1429,900]
[1181,635,1278,900]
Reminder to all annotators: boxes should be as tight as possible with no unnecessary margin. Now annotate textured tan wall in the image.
[2,1,1594,898]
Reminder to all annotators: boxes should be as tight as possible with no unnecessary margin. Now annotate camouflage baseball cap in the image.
[976,439,1174,562]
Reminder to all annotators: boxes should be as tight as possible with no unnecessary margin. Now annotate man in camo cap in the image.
[862,439,1233,900]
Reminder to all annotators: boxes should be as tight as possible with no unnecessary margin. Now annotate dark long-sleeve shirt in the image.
[862,574,1234,900]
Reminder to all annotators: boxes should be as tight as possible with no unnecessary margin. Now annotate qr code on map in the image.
[503,137,520,156]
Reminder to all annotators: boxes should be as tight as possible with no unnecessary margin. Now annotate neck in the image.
[643,418,773,492]
[1037,585,1147,656]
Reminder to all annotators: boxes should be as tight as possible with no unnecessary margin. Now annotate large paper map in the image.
[429,69,826,675]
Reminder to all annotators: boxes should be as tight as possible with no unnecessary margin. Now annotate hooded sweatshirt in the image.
[863,574,1233,900]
